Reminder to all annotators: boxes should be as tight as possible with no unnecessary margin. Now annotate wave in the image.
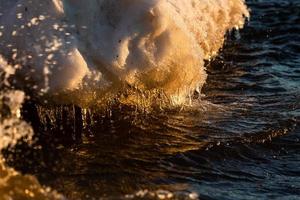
[0,1,249,199]
[0,0,248,106]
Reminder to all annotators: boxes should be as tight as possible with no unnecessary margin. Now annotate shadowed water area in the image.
[1,0,300,199]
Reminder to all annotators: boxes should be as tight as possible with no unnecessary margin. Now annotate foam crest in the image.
[0,0,248,106]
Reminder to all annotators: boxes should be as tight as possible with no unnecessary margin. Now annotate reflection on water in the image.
[3,102,228,199]
[1,0,300,199]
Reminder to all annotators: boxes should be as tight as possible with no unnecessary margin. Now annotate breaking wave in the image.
[0,0,249,199]
[0,0,248,106]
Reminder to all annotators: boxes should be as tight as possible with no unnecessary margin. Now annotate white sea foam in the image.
[0,0,248,106]
[0,64,64,200]
[0,157,65,200]
[0,88,65,199]
[0,1,249,198]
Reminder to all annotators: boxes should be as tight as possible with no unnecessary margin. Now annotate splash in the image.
[0,0,249,106]
[0,0,249,199]
[0,90,65,200]
[0,55,64,200]
[0,159,65,200]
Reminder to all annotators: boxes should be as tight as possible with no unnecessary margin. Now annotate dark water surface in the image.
[4,0,300,199]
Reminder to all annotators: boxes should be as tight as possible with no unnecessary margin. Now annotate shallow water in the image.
[2,0,300,199]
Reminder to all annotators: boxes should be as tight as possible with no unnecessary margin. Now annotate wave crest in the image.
[0,0,248,106]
